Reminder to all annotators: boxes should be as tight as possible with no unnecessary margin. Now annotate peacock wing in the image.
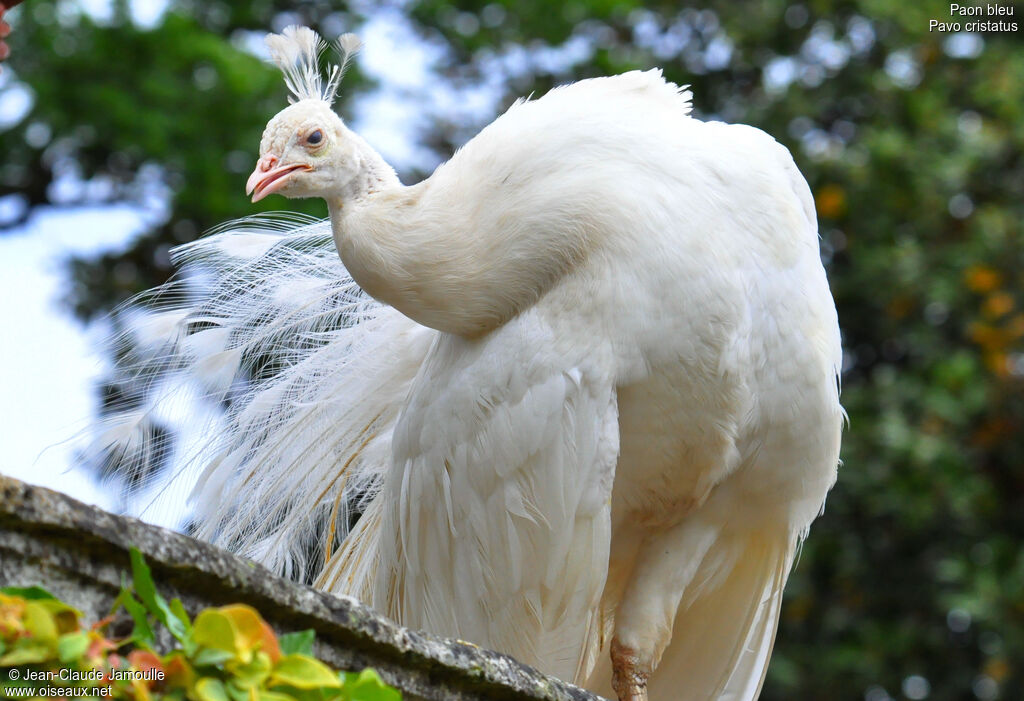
[373,308,619,685]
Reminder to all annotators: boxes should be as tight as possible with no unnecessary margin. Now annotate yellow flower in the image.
[815,184,846,219]
[965,265,1002,293]
[983,292,1014,318]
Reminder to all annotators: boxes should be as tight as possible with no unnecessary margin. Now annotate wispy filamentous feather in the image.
[324,33,362,105]
[266,26,361,105]
[86,213,434,581]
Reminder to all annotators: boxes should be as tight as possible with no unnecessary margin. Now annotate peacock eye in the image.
[306,129,323,146]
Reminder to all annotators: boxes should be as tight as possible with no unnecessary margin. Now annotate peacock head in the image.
[246,27,365,203]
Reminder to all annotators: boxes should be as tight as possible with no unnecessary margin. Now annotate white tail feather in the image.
[87,213,435,582]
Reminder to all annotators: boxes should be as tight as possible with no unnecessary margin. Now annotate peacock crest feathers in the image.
[265,26,362,105]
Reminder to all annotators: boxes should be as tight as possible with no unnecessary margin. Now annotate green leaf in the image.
[36,600,83,634]
[169,597,196,654]
[0,642,54,665]
[254,691,295,701]
[195,677,232,701]
[278,629,315,656]
[170,598,193,631]
[193,609,238,655]
[130,547,190,645]
[22,601,59,643]
[228,650,273,689]
[225,679,252,701]
[129,548,159,609]
[113,585,155,647]
[341,669,401,701]
[269,654,342,690]
[192,646,236,667]
[0,585,58,600]
[56,631,91,662]
[162,599,192,647]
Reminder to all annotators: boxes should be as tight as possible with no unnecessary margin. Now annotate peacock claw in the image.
[610,638,650,701]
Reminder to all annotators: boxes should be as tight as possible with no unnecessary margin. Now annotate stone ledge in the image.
[0,475,603,701]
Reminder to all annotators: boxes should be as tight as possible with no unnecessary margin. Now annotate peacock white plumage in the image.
[91,26,844,701]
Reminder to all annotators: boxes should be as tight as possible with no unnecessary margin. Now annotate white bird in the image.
[96,26,843,701]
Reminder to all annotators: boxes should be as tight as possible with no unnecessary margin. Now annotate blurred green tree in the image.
[0,1,1020,700]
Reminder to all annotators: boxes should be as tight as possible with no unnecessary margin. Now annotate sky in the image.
[0,205,143,514]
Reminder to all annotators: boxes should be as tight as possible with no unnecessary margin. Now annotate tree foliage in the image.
[0,1,1020,699]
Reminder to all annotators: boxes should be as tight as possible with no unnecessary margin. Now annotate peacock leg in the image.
[611,638,649,701]
[609,518,718,700]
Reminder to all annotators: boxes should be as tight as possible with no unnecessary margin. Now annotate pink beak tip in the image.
[245,159,310,203]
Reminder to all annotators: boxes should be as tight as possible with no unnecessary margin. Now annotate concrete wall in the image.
[0,476,601,701]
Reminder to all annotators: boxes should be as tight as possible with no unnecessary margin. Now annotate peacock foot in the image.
[610,638,650,701]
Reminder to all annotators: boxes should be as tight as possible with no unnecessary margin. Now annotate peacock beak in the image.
[246,155,312,202]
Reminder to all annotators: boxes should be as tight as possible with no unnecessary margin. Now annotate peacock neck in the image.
[326,141,582,338]
[331,173,515,340]
[327,164,454,322]
[347,133,402,198]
